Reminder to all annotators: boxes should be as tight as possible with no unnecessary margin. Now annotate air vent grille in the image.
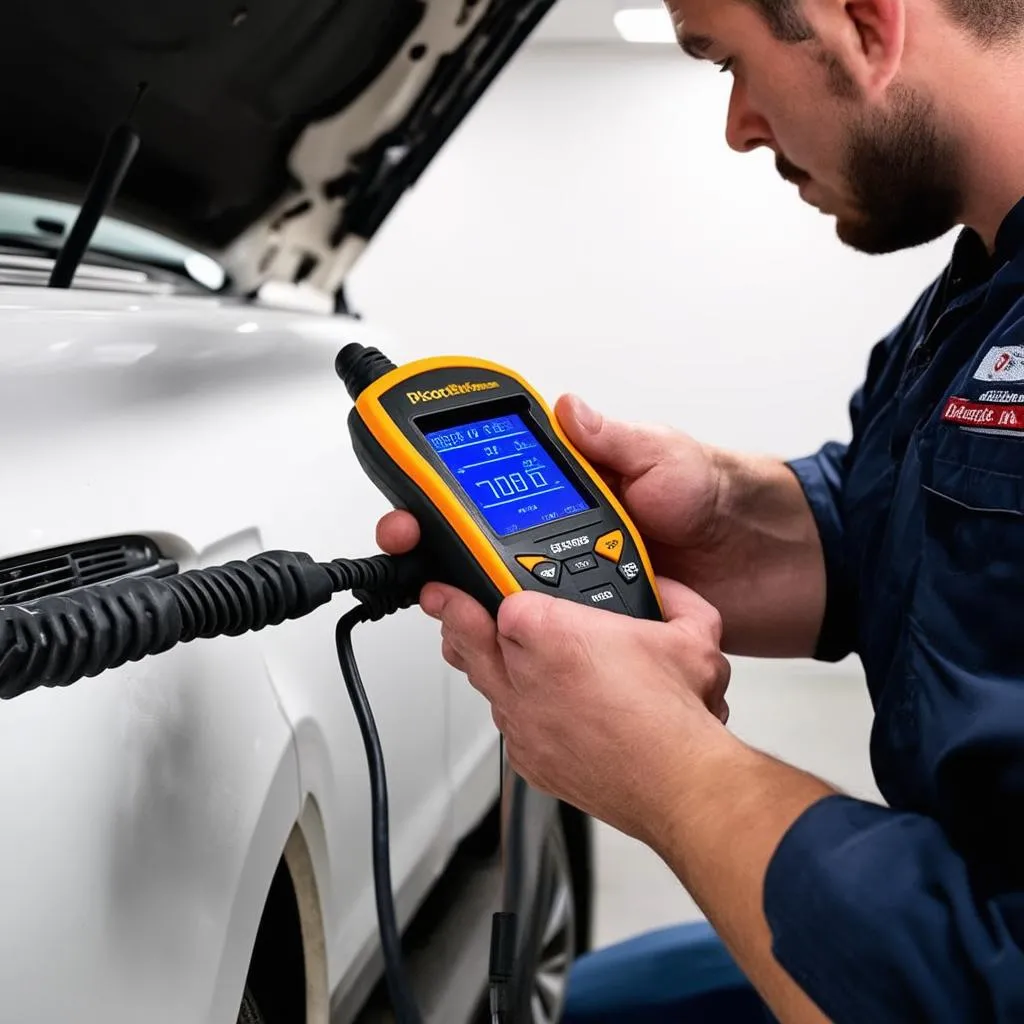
[0,536,174,604]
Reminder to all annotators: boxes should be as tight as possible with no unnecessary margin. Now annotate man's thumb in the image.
[656,577,724,644]
[555,394,663,480]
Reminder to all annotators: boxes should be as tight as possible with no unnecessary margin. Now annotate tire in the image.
[519,812,582,1024]
[237,986,266,1024]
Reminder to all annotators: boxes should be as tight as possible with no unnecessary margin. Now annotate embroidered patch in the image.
[978,389,1024,403]
[942,396,1024,431]
[973,346,1024,382]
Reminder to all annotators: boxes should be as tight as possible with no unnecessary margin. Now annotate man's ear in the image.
[811,0,905,99]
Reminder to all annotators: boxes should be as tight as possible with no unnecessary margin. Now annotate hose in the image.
[0,549,427,700]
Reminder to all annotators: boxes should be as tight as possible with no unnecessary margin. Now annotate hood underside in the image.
[1,0,554,299]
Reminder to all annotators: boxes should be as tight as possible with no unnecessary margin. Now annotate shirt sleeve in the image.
[764,415,1024,1021]
[786,442,855,662]
[763,795,1024,1023]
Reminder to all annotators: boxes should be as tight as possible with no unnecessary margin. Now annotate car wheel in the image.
[525,814,578,1024]
[237,987,265,1024]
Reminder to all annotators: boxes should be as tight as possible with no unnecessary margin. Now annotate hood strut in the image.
[49,85,146,289]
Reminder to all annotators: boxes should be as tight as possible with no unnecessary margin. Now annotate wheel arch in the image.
[284,803,332,1024]
[245,800,332,1024]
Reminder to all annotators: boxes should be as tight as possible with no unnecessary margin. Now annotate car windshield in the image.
[0,192,227,290]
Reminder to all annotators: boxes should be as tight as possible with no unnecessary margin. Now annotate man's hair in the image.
[746,0,1024,45]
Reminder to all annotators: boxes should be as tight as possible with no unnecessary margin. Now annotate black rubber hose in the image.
[336,606,424,1024]
[0,550,427,700]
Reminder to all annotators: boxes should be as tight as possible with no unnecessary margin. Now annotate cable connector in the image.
[489,911,518,1023]
[325,552,428,622]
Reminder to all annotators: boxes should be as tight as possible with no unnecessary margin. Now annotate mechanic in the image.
[380,1,1024,1021]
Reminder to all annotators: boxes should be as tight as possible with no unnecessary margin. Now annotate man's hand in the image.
[391,569,835,1023]
[377,394,828,658]
[554,395,724,572]
[420,575,731,843]
[551,395,828,657]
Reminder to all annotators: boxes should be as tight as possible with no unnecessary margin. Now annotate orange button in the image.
[594,530,624,564]
[516,555,549,573]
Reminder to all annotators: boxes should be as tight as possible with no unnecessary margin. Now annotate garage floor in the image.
[592,655,881,948]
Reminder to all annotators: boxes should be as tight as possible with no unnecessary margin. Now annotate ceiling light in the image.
[613,8,676,44]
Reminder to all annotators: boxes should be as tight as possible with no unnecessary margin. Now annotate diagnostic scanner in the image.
[338,345,663,621]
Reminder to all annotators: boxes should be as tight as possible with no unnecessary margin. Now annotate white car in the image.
[0,1,593,1023]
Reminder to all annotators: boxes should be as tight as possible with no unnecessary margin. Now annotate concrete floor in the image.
[591,655,882,948]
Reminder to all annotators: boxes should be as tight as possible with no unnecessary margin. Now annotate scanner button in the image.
[516,555,549,573]
[581,584,628,614]
[594,530,625,564]
[531,561,562,587]
[543,532,594,559]
[565,553,598,575]
[617,560,642,585]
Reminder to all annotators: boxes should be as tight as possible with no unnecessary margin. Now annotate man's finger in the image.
[496,590,563,648]
[375,509,421,555]
[657,577,724,643]
[496,591,597,689]
[718,698,731,726]
[441,637,466,674]
[430,588,512,701]
[554,394,674,482]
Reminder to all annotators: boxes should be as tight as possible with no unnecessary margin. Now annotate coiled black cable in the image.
[0,545,431,1024]
[0,549,427,700]
[0,539,513,1024]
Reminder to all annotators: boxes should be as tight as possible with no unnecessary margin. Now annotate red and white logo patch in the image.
[942,396,1024,431]
[973,346,1024,382]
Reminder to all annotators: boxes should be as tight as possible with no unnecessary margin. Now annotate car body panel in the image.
[0,0,579,1013]
[0,286,500,1020]
[0,605,300,1024]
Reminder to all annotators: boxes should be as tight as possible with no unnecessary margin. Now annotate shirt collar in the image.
[945,196,1024,293]
[995,195,1024,264]
[947,227,998,296]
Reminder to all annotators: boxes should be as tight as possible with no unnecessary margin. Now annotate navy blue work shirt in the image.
[763,198,1024,1023]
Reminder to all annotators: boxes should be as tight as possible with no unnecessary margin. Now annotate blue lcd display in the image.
[423,412,593,537]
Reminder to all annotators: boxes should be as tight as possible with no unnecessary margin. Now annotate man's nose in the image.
[725,80,772,153]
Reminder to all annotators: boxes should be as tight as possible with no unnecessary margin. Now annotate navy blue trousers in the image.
[563,921,776,1024]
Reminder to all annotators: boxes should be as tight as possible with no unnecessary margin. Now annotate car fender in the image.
[0,628,300,1024]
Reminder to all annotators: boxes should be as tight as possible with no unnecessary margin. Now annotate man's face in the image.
[666,0,964,255]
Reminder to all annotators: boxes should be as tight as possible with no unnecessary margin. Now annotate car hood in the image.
[3,0,555,301]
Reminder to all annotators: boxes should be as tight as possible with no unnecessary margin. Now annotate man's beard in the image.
[842,87,964,254]
[781,84,966,256]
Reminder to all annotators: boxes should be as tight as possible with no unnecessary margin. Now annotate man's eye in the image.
[715,58,735,74]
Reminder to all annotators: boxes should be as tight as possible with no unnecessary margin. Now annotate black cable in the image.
[0,549,427,700]
[489,911,517,1023]
[0,534,517,1024]
[335,606,424,1024]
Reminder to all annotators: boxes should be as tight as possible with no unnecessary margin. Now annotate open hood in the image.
[1,0,555,301]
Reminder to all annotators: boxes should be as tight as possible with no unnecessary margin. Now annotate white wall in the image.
[350,44,953,455]
[348,42,958,943]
